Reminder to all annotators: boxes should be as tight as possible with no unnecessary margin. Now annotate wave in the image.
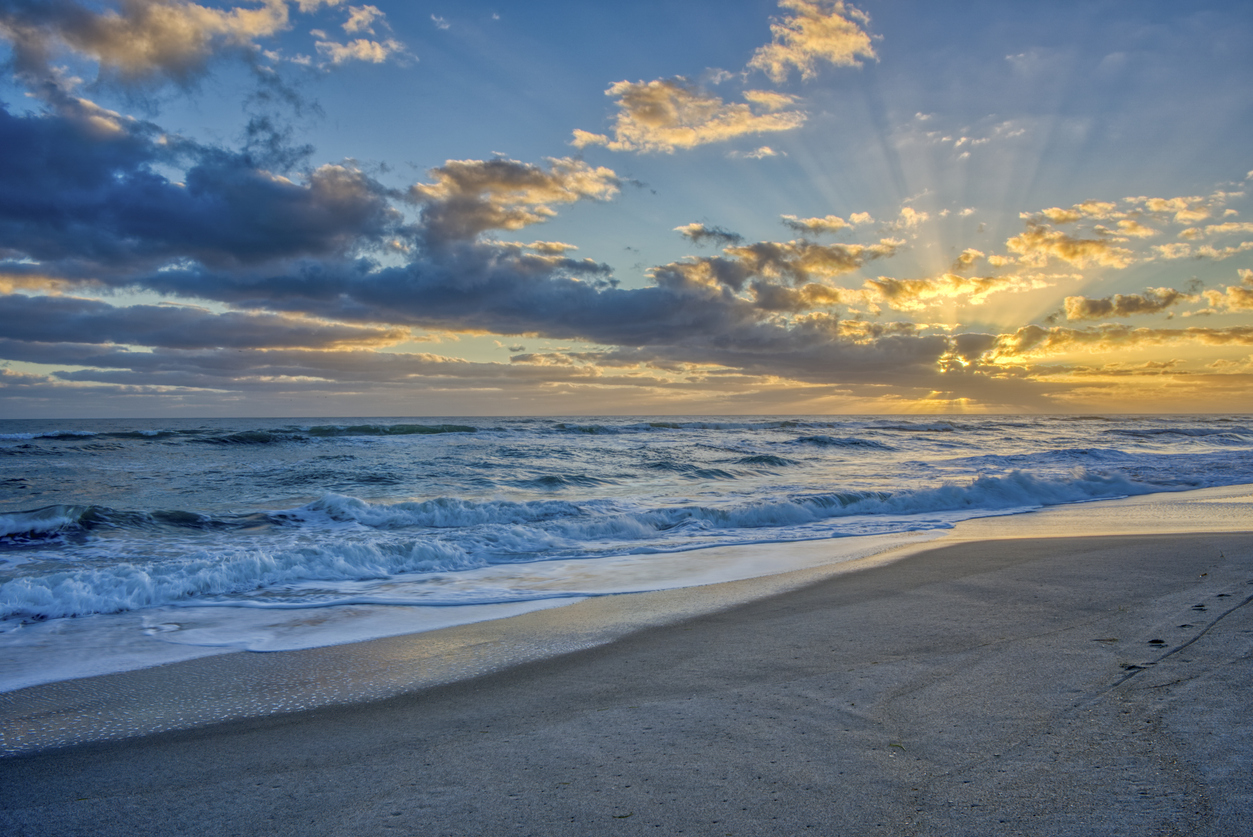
[0,468,1178,622]
[0,537,478,621]
[791,435,892,450]
[511,474,618,489]
[0,505,275,542]
[1106,426,1253,439]
[870,421,964,432]
[303,423,477,437]
[735,454,798,467]
[548,419,859,435]
[646,462,738,479]
[192,430,307,445]
[573,469,1155,534]
[291,494,589,529]
[0,430,97,441]
[3,423,478,447]
[291,468,1158,536]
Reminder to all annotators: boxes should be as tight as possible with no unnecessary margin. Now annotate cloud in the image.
[748,0,876,82]
[1153,243,1192,259]
[1006,221,1132,268]
[728,146,782,159]
[864,272,1046,312]
[0,293,406,349]
[0,0,292,86]
[313,34,404,64]
[781,214,849,235]
[1141,196,1210,223]
[526,241,579,255]
[1202,269,1253,311]
[741,90,798,111]
[675,223,744,247]
[722,237,902,284]
[0,100,402,273]
[1203,221,1253,236]
[895,207,929,229]
[979,324,1253,362]
[1195,241,1253,260]
[1062,288,1195,321]
[430,14,449,30]
[342,5,381,33]
[950,248,984,271]
[749,281,845,312]
[409,156,620,244]
[1115,219,1157,238]
[1032,201,1119,224]
[571,78,806,153]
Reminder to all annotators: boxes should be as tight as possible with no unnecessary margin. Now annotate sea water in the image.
[2,414,1251,690]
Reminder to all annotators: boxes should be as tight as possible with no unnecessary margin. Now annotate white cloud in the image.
[728,145,783,159]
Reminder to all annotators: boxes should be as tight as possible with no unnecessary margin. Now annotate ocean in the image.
[2,414,1252,691]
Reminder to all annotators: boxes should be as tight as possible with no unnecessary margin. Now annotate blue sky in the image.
[1,0,1251,416]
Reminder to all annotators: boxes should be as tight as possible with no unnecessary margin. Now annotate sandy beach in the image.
[2,491,1252,836]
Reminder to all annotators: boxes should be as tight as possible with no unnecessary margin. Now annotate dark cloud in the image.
[0,294,405,349]
[1062,288,1195,321]
[0,100,402,272]
[674,222,744,247]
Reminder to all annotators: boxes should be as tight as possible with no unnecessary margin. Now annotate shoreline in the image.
[1,526,1250,833]
[2,483,1252,758]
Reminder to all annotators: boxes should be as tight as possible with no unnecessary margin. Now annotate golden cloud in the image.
[526,241,579,255]
[1152,243,1192,259]
[752,281,846,312]
[748,0,876,82]
[950,248,984,271]
[1195,241,1253,260]
[1115,219,1158,238]
[1006,221,1132,268]
[1139,195,1212,223]
[865,272,1045,312]
[572,78,806,153]
[1203,221,1253,236]
[0,0,292,83]
[1202,269,1253,311]
[410,157,620,240]
[982,323,1253,362]
[895,207,929,229]
[1032,200,1119,224]
[725,237,902,283]
[742,90,799,111]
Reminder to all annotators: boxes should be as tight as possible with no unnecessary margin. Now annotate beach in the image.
[2,489,1251,836]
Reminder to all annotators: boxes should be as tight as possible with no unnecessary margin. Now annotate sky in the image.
[0,0,1251,418]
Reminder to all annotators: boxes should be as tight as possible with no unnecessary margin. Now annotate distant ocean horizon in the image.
[3,413,1252,690]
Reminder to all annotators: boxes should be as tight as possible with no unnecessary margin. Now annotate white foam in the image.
[0,530,937,691]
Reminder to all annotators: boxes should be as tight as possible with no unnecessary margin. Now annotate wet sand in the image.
[2,526,1251,836]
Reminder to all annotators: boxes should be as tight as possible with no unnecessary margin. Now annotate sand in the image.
[1,493,1252,835]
